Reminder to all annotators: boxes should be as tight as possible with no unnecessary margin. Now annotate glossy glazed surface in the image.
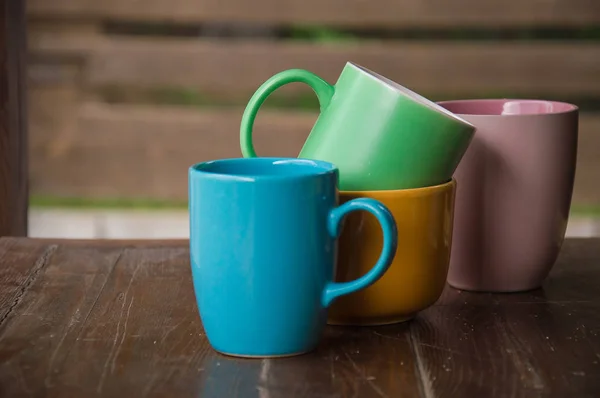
[438,99,578,292]
[189,157,398,357]
[240,63,475,190]
[327,180,456,325]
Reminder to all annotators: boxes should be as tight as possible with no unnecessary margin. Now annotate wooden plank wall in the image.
[25,0,600,205]
[26,0,600,27]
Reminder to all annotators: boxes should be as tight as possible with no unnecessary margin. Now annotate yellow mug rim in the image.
[340,178,456,198]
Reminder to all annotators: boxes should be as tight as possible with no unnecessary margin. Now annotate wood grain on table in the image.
[0,238,599,397]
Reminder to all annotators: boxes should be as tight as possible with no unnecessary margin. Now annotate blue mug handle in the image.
[322,198,398,307]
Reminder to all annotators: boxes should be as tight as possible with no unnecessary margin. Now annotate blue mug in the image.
[189,157,398,357]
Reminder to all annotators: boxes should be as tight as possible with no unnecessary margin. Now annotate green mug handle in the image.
[240,69,335,157]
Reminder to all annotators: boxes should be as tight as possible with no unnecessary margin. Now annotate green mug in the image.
[240,62,476,190]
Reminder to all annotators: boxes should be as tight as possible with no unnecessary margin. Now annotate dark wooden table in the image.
[0,237,599,397]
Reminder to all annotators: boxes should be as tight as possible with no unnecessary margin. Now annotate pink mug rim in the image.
[437,99,578,117]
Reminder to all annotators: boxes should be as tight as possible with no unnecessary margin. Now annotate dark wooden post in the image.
[0,0,28,236]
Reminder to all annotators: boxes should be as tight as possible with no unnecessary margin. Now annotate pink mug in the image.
[438,99,578,292]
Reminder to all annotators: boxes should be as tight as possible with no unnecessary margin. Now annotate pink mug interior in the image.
[438,99,577,116]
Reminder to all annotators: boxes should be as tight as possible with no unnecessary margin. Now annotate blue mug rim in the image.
[189,157,339,183]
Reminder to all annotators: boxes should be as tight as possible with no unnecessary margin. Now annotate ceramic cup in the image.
[189,157,398,357]
[327,180,456,326]
[240,62,476,190]
[438,99,578,292]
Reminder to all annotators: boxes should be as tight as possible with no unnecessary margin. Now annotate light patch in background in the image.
[28,209,600,240]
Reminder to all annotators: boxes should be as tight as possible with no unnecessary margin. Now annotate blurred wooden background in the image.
[26,0,600,206]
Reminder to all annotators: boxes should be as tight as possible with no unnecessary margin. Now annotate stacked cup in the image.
[240,63,475,326]
[188,62,578,358]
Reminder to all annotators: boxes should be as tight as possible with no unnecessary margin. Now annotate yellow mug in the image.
[328,179,456,325]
